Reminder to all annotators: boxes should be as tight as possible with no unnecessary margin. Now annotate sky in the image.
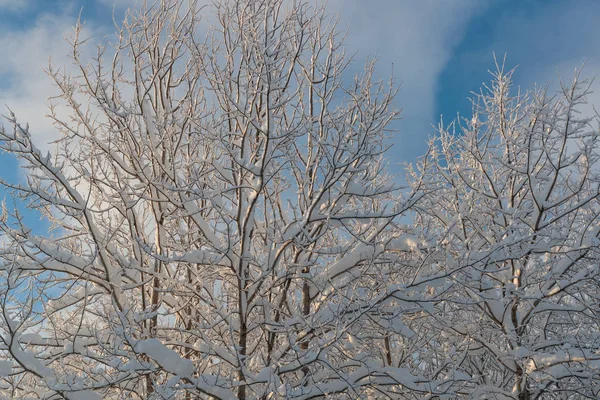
[0,0,599,229]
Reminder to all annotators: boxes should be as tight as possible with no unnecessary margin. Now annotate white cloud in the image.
[0,0,488,165]
[0,13,76,152]
[0,11,107,160]
[327,0,491,163]
[0,0,30,11]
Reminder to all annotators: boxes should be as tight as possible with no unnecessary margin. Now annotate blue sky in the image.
[0,0,599,229]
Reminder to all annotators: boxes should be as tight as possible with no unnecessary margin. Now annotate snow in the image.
[512,347,530,358]
[0,361,12,377]
[388,236,418,252]
[19,333,43,344]
[389,317,415,338]
[10,338,52,378]
[183,200,224,251]
[135,339,194,377]
[255,366,272,382]
[66,391,101,400]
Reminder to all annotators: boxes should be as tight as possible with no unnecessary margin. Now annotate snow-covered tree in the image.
[4,0,600,398]
[0,0,431,398]
[409,60,600,399]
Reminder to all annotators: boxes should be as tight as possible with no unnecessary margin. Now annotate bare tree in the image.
[409,60,600,399]
[0,1,430,398]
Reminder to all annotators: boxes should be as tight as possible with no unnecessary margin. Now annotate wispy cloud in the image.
[328,0,492,164]
[495,2,600,114]
[0,11,99,153]
[0,0,30,11]
[438,0,600,118]
[0,0,489,166]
